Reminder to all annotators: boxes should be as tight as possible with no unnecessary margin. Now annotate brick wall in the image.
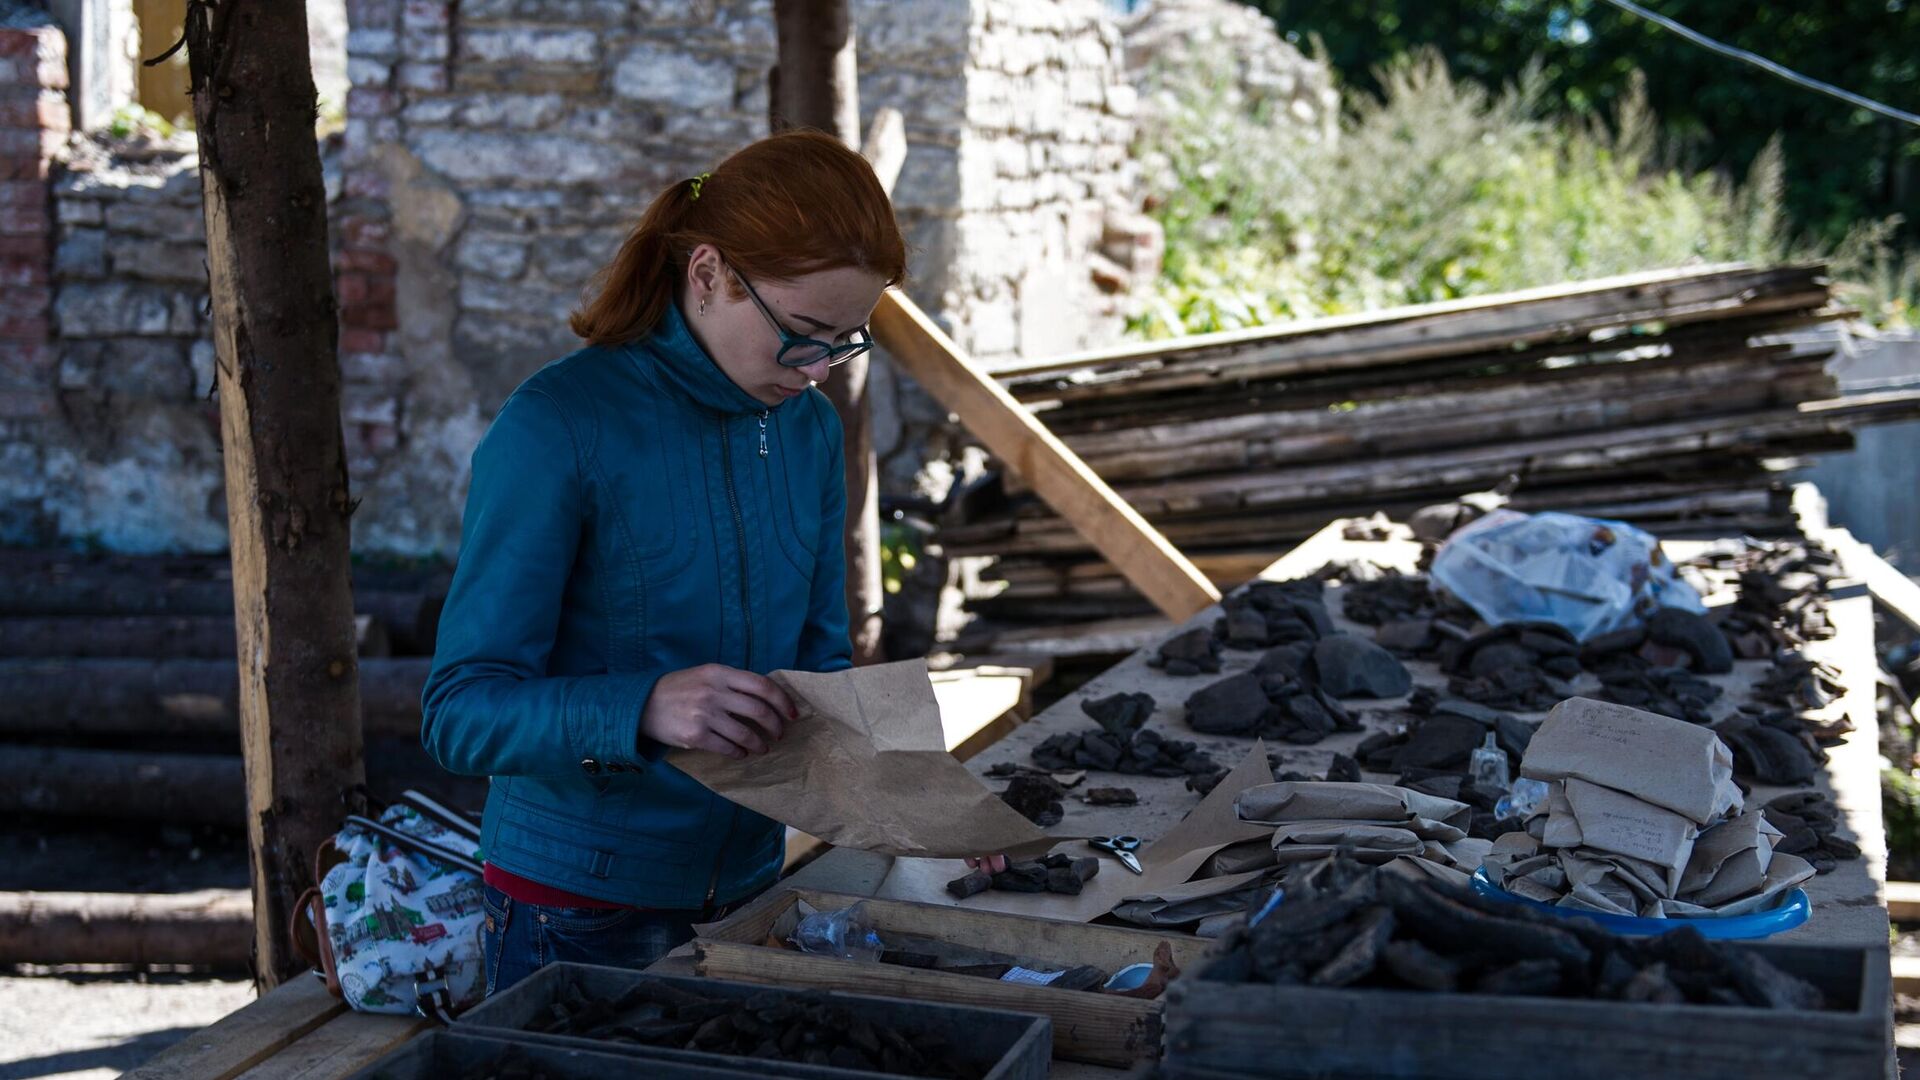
[0,17,65,427]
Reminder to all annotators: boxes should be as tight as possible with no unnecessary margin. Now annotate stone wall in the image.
[2,0,1145,555]
[35,138,223,550]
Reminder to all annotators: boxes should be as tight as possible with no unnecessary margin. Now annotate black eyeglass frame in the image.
[727,265,876,369]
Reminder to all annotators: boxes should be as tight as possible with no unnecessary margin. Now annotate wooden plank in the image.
[1015,276,1834,402]
[122,976,343,1080]
[995,262,1791,380]
[1893,954,1920,994]
[1886,881,1920,923]
[871,289,1219,622]
[794,888,1212,971]
[229,1009,429,1080]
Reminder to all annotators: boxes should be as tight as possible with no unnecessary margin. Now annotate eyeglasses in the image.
[728,265,875,369]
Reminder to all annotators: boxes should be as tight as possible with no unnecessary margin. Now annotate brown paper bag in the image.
[671,659,1054,859]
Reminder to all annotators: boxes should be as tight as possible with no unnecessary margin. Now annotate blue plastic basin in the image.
[1469,868,1810,939]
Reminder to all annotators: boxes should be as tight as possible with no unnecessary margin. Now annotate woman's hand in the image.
[964,855,1009,874]
[641,664,796,759]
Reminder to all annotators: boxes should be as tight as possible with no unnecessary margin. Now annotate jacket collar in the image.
[630,298,769,416]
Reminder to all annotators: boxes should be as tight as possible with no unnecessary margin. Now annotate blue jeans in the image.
[480,883,716,999]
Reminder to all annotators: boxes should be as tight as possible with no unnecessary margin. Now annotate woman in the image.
[421,131,1005,997]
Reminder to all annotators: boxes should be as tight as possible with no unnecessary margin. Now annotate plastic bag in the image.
[791,902,885,962]
[1429,510,1705,641]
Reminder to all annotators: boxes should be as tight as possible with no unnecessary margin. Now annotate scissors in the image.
[1088,835,1143,874]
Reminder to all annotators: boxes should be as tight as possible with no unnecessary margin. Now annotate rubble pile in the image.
[531,980,978,1077]
[946,854,1102,898]
[1201,857,1832,1010]
[1439,623,1580,712]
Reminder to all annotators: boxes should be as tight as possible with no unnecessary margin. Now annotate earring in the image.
[699,297,708,316]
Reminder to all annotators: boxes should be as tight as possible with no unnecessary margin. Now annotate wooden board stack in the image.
[942,263,1920,636]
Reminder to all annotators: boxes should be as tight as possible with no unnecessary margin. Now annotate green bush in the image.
[1131,48,1916,337]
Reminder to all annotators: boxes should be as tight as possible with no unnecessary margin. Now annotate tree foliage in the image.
[1247,0,1919,248]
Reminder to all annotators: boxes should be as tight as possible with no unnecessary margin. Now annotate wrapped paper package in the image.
[671,659,1054,859]
[1521,697,1741,825]
[1485,700,1818,917]
[1236,781,1482,872]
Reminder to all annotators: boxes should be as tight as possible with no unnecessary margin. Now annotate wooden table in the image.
[136,521,1893,1078]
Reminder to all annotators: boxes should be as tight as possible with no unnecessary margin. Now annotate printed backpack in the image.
[292,790,485,1021]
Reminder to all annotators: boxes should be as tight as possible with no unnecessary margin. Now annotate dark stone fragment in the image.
[1647,607,1735,675]
[1381,938,1460,992]
[1540,654,1583,680]
[1309,906,1395,987]
[1402,774,1464,802]
[1223,608,1272,648]
[1158,625,1221,666]
[1392,713,1487,772]
[999,775,1064,827]
[945,870,993,899]
[1253,642,1314,677]
[1582,625,1648,658]
[1081,691,1156,737]
[1083,786,1138,806]
[1185,672,1273,736]
[1324,753,1362,783]
[1467,642,1539,680]
[1376,618,1436,653]
[1164,658,1199,677]
[1516,627,1578,657]
[1075,731,1125,771]
[1313,635,1414,698]
[1474,958,1566,997]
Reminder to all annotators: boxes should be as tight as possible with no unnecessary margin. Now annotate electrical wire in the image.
[1594,0,1920,128]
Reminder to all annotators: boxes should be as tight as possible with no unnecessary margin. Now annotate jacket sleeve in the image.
[420,388,662,777]
[795,395,854,674]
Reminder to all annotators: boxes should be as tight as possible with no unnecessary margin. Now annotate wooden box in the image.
[694,886,1214,1067]
[349,1029,763,1079]
[1161,941,1890,1079]
[456,964,1051,1080]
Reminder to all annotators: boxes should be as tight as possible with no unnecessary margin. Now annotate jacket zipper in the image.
[757,410,768,458]
[708,412,753,910]
[718,414,754,670]
[703,805,740,913]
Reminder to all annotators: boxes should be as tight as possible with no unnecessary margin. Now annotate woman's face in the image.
[682,243,888,408]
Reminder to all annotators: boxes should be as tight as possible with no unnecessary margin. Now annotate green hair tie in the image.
[688,172,712,200]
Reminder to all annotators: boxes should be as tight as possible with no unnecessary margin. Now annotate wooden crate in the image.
[1161,941,1890,1079]
[348,1029,760,1079]
[456,964,1050,1080]
[693,886,1213,1067]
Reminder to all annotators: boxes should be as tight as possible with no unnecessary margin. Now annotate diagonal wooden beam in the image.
[871,292,1219,621]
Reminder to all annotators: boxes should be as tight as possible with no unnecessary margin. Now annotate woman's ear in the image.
[685,243,722,303]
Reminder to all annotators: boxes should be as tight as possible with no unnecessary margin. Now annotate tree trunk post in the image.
[181,0,367,990]
[770,0,885,665]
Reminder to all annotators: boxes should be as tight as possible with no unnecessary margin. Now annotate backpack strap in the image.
[398,789,481,841]
[344,815,483,876]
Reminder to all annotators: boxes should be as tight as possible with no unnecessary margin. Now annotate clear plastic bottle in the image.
[1468,732,1511,795]
[1496,777,1553,821]
[791,902,885,962]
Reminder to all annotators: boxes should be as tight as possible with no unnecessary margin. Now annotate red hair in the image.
[570,130,908,346]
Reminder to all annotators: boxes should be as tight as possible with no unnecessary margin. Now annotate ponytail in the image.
[568,131,907,348]
[567,177,702,345]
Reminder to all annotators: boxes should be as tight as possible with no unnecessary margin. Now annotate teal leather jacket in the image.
[421,300,850,910]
